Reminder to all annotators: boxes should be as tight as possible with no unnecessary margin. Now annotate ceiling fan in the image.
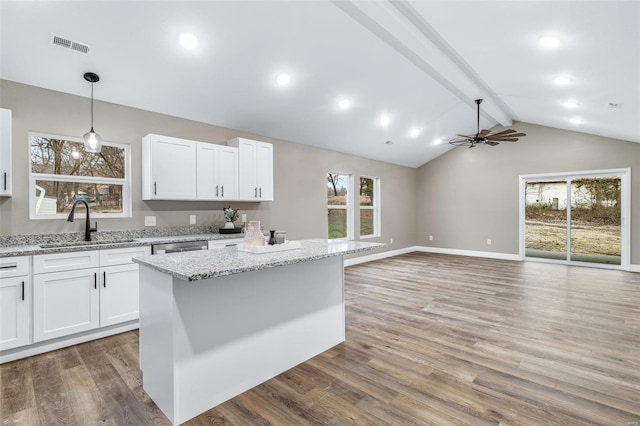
[449,99,526,148]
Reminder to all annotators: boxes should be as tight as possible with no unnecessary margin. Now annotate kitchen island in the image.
[133,239,383,424]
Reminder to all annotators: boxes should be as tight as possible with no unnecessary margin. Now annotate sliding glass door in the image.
[522,170,628,269]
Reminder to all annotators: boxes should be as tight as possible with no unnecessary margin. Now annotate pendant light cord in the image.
[90,83,94,130]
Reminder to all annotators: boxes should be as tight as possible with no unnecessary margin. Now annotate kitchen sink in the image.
[40,239,135,249]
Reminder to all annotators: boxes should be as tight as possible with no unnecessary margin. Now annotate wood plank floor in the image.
[2,253,639,425]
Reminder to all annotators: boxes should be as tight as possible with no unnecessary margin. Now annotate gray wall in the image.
[0,80,417,252]
[416,121,640,264]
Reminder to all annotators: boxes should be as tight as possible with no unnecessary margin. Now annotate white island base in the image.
[139,255,345,424]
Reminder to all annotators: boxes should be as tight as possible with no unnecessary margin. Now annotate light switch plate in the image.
[190,215,196,225]
[145,216,156,226]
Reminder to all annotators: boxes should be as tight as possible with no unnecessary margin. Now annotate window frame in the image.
[359,175,381,239]
[327,172,354,241]
[28,132,132,220]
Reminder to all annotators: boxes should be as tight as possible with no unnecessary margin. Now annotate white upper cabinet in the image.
[196,143,238,201]
[142,134,197,200]
[0,108,12,197]
[228,138,273,201]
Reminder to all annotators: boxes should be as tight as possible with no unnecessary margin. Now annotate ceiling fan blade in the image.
[494,138,519,142]
[478,129,491,137]
[485,141,499,146]
[487,133,526,140]
[488,129,517,136]
[457,134,474,138]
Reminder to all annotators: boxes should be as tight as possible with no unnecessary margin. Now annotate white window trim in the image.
[29,132,132,220]
[327,172,354,241]
[359,176,381,239]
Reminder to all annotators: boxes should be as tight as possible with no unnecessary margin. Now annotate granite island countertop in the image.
[133,239,385,281]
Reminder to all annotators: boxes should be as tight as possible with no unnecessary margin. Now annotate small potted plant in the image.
[223,206,239,229]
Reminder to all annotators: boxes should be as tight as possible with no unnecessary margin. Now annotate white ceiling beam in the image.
[332,0,514,127]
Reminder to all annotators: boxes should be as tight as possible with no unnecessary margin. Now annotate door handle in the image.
[21,281,25,301]
[103,271,106,288]
[94,272,97,289]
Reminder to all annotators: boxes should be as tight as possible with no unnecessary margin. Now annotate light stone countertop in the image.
[0,233,244,258]
[133,239,385,281]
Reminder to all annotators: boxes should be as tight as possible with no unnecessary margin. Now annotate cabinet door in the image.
[100,246,151,268]
[0,108,11,197]
[218,146,238,200]
[149,136,197,200]
[33,268,100,342]
[236,139,258,200]
[100,264,140,327]
[256,142,274,201]
[196,142,220,200]
[0,277,30,350]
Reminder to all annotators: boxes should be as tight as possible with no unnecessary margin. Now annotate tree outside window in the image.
[29,133,131,219]
[327,173,353,239]
[359,176,380,238]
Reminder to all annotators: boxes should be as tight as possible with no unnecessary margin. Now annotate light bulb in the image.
[83,129,102,153]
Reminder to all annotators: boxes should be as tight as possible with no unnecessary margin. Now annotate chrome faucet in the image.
[67,199,97,241]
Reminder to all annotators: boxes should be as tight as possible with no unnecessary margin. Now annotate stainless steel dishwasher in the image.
[151,240,208,254]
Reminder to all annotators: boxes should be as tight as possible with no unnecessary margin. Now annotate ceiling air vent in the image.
[607,102,622,110]
[49,33,90,54]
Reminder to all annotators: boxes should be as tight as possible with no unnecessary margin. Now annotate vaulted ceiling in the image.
[1,1,638,167]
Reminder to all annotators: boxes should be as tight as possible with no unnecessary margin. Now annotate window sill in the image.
[360,234,380,240]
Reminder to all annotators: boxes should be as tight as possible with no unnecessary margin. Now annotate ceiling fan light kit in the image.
[449,99,526,148]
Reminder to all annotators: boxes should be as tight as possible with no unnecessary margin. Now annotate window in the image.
[359,176,380,238]
[327,173,353,240]
[29,133,131,219]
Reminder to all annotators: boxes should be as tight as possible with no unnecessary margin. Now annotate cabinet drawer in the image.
[34,250,99,274]
[208,238,244,250]
[100,246,151,267]
[0,256,29,278]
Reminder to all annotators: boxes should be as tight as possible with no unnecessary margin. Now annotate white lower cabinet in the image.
[33,268,100,342]
[100,263,140,326]
[32,246,151,343]
[0,276,30,350]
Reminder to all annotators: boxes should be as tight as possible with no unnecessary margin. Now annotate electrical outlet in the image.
[429,235,433,241]
[145,216,156,226]
[487,239,492,245]
[390,237,393,244]
[190,215,196,225]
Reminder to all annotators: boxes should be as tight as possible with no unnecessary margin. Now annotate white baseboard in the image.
[0,321,139,364]
[344,246,419,266]
[629,264,640,273]
[413,246,522,261]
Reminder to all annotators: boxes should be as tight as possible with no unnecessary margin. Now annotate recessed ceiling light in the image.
[563,100,578,108]
[433,138,443,145]
[569,116,582,124]
[385,140,393,145]
[338,99,350,110]
[178,33,198,49]
[276,73,291,86]
[554,75,572,85]
[409,127,421,137]
[539,36,560,48]
[379,114,391,127]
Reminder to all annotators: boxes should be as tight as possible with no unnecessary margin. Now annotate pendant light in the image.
[83,72,102,153]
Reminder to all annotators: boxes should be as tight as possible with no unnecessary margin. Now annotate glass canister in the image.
[243,221,265,246]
